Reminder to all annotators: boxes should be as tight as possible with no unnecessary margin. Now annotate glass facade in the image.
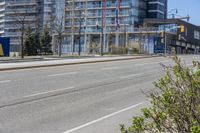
[63,0,150,53]
[65,0,147,33]
[41,0,53,27]
[0,1,5,36]
[0,0,39,53]
[147,0,168,19]
[0,0,168,54]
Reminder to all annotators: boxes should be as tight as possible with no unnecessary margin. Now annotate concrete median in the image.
[0,55,160,71]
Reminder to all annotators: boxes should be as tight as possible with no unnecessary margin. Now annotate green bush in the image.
[88,42,100,54]
[120,56,200,133]
[24,28,40,56]
[110,45,127,54]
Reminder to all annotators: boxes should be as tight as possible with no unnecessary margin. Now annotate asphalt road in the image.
[0,55,199,133]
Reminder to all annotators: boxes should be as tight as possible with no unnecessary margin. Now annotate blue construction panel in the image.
[0,37,10,57]
[149,36,155,54]
[154,37,164,54]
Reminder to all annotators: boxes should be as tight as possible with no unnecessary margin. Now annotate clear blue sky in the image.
[168,0,200,26]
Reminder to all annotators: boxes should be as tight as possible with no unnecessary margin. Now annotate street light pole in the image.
[123,18,128,49]
[164,17,167,56]
[163,9,178,56]
[78,11,82,56]
[124,23,126,48]
[84,0,88,54]
[100,0,104,56]
[96,0,104,56]
[71,0,75,55]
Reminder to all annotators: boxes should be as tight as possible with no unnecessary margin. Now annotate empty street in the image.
[0,55,199,133]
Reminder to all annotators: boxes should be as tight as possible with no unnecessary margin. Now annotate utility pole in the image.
[163,9,179,56]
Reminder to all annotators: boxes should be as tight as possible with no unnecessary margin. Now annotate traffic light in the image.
[180,25,185,33]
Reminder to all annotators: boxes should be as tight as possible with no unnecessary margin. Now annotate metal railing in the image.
[65,26,177,34]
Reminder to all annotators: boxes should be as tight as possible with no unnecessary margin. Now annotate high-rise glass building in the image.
[0,0,168,55]
[63,0,167,54]
[0,0,40,56]
[147,0,168,19]
[0,0,69,56]
[40,0,53,27]
[64,0,146,53]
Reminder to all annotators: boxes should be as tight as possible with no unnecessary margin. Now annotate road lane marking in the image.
[48,72,78,77]
[0,80,11,83]
[120,73,144,79]
[135,63,149,66]
[24,87,74,98]
[101,66,120,70]
[62,101,146,133]
[161,60,170,63]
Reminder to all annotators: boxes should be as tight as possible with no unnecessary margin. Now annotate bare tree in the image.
[8,3,37,58]
[51,15,66,57]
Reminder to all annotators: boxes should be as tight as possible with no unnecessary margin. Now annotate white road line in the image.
[135,63,149,66]
[161,60,170,63]
[102,66,120,70]
[24,87,74,98]
[0,80,11,83]
[120,73,144,79]
[48,72,78,77]
[62,101,146,133]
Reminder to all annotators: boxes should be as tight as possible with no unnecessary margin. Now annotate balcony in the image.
[65,26,177,35]
[0,2,5,6]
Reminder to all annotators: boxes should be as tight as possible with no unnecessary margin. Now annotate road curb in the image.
[0,55,160,71]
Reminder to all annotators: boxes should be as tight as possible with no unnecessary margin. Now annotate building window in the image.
[194,30,200,40]
[185,27,188,36]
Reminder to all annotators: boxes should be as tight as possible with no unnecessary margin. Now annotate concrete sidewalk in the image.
[0,55,159,71]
